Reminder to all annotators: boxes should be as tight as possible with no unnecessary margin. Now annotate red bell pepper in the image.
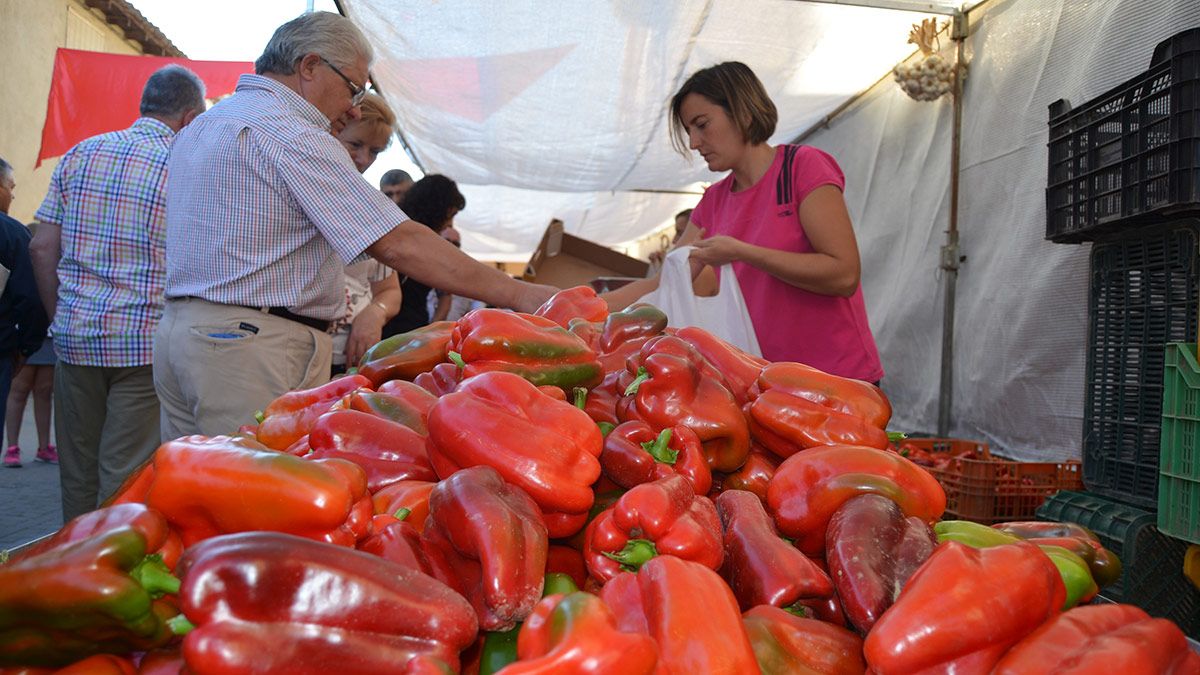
[421,466,549,631]
[825,493,936,634]
[255,374,371,450]
[767,444,946,555]
[358,509,435,576]
[751,362,891,426]
[715,489,833,611]
[414,362,461,397]
[545,545,588,591]
[600,422,712,495]
[864,541,1065,674]
[534,285,610,328]
[0,518,181,667]
[358,321,454,386]
[713,447,779,503]
[371,480,436,532]
[579,371,623,426]
[143,435,372,548]
[136,648,185,675]
[51,655,138,674]
[744,362,891,457]
[993,603,1200,675]
[584,474,723,584]
[674,325,768,405]
[12,503,183,571]
[599,555,758,674]
[591,304,669,375]
[747,390,890,457]
[305,409,437,492]
[344,385,435,436]
[426,371,602,538]
[498,592,658,674]
[742,605,866,675]
[450,309,603,389]
[619,335,750,473]
[597,304,668,355]
[172,531,478,673]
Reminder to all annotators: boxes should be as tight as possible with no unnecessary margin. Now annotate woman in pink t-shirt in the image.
[674,62,882,382]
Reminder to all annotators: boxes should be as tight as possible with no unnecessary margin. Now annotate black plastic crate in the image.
[1122,525,1200,639]
[1036,490,1157,601]
[1046,28,1200,243]
[1083,220,1200,508]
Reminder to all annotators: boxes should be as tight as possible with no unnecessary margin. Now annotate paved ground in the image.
[0,401,62,554]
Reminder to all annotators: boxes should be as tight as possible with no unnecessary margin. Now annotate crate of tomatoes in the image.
[896,438,1084,524]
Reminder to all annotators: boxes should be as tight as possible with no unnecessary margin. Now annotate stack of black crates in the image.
[1041,27,1200,637]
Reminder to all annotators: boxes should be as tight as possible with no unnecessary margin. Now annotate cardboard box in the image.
[523,219,649,289]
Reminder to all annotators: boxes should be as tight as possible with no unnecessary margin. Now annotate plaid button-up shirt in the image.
[164,74,403,321]
[35,117,175,367]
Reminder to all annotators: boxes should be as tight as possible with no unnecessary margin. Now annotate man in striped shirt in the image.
[29,65,207,519]
[155,12,555,438]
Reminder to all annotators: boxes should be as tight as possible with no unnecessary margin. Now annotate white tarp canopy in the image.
[341,0,953,257]
[340,0,1200,460]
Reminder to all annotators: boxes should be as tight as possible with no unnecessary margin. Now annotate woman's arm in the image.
[688,185,861,297]
[344,273,401,366]
[431,291,453,322]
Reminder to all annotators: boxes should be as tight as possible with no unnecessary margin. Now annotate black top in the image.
[0,212,48,356]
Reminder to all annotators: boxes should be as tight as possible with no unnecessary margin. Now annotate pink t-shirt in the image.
[691,145,883,381]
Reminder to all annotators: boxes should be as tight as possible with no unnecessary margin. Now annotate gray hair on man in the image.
[140,64,207,117]
[255,11,374,76]
[0,156,11,177]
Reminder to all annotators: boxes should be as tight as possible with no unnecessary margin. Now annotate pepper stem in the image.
[887,431,907,443]
[602,538,658,572]
[448,351,466,369]
[624,367,650,396]
[167,614,195,636]
[394,507,411,521]
[783,603,812,619]
[254,410,265,424]
[597,422,616,437]
[131,554,181,598]
[641,428,678,465]
[573,387,588,410]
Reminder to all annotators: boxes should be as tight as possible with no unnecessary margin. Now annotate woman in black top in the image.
[380,174,467,338]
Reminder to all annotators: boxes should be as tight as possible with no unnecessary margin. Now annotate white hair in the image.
[255,11,374,75]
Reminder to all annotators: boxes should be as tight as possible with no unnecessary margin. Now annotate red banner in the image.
[37,48,253,166]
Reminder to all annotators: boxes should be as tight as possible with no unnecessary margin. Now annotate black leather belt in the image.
[179,297,330,332]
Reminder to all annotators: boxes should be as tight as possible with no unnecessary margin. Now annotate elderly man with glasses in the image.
[155,11,557,439]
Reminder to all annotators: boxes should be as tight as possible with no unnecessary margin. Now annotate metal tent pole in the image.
[937,10,968,436]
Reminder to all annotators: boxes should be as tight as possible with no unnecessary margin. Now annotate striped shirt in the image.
[35,117,175,367]
[164,74,403,320]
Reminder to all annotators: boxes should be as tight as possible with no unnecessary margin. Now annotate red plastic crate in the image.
[900,438,1084,524]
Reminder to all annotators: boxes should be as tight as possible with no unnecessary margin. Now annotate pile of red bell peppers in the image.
[2,285,1197,674]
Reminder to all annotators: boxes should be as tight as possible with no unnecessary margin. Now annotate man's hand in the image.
[512,281,559,314]
[344,303,387,368]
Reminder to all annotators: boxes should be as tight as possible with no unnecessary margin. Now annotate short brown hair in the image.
[669,61,777,156]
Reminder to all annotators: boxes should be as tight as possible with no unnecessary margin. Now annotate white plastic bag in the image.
[637,246,762,357]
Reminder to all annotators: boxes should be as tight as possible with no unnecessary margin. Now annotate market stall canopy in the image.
[341,0,962,258]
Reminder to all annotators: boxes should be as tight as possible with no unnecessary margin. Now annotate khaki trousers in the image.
[54,362,160,520]
[153,297,332,441]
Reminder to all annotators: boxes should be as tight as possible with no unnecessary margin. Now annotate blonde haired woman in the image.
[330,92,402,374]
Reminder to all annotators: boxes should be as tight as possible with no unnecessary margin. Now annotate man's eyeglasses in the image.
[320,56,367,106]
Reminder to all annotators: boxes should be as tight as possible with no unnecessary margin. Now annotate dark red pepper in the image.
[421,466,549,631]
[599,422,712,495]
